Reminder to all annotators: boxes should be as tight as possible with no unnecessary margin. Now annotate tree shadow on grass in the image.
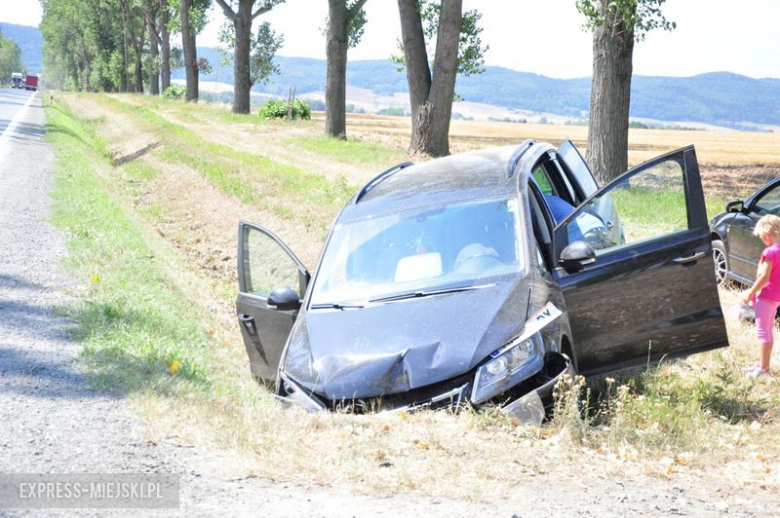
[0,273,213,402]
[63,297,215,399]
[44,121,88,147]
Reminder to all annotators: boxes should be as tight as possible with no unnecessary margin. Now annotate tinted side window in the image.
[243,227,301,296]
[752,185,780,216]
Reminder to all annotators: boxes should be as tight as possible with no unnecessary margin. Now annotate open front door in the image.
[236,221,309,381]
[552,147,728,376]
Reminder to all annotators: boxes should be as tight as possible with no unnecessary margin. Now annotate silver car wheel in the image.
[712,240,728,285]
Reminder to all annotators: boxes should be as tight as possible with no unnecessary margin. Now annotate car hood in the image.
[282,278,533,401]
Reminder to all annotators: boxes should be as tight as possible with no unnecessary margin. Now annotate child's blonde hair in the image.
[753,214,780,238]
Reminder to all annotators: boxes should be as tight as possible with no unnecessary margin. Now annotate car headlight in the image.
[471,332,544,404]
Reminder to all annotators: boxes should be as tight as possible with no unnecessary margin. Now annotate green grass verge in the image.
[45,101,216,397]
[286,135,405,165]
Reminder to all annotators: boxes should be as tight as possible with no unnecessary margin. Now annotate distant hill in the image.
[187,52,780,129]
[0,23,43,73]
[7,22,779,129]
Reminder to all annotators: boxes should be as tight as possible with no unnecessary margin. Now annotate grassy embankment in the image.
[47,94,780,496]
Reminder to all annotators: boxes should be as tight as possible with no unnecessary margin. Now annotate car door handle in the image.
[673,251,706,264]
[239,314,258,336]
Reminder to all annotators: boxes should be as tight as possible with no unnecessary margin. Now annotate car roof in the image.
[340,145,524,222]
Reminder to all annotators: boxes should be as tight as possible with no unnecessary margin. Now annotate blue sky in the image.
[3,0,778,79]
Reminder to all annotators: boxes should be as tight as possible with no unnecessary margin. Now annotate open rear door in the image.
[552,147,728,375]
[236,221,309,381]
[558,140,599,197]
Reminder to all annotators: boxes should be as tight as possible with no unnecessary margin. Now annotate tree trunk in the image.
[134,22,146,94]
[397,0,431,124]
[149,17,160,95]
[181,0,198,102]
[325,0,348,139]
[399,0,461,157]
[586,1,635,184]
[160,0,171,91]
[232,0,254,114]
[121,1,132,93]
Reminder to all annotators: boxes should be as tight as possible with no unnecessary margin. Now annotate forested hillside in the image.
[0,23,43,73]
[185,53,780,129]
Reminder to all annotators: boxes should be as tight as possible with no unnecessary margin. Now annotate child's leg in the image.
[754,299,779,371]
[760,342,773,371]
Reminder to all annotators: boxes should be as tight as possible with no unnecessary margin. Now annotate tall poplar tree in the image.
[396,0,486,157]
[214,0,285,114]
[577,0,675,182]
[325,0,369,139]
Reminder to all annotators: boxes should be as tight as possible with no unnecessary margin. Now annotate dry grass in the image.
[57,92,780,502]
[340,112,780,167]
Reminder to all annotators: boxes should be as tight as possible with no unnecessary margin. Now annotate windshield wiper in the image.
[310,302,365,310]
[369,283,495,304]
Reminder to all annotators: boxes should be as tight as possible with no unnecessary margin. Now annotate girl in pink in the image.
[742,214,780,377]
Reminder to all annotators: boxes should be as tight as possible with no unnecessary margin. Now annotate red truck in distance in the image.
[24,74,39,91]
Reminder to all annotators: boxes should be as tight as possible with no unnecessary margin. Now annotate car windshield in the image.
[310,197,526,305]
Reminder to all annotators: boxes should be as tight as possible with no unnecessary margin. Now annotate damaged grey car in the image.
[236,140,729,415]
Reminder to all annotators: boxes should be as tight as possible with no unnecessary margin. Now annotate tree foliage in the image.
[39,0,204,93]
[322,1,368,48]
[345,3,368,48]
[393,0,487,77]
[0,29,24,81]
[218,20,283,86]
[576,0,675,41]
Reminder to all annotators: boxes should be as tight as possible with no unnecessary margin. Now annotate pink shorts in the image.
[755,298,780,343]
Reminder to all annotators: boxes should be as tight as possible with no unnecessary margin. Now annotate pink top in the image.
[758,244,780,302]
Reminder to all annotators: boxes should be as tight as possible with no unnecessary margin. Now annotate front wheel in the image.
[712,239,729,286]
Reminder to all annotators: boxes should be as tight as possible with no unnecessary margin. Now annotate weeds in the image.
[549,347,779,459]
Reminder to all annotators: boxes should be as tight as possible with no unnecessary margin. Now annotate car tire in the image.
[712,239,730,287]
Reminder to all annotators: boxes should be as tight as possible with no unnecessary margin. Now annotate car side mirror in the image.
[559,241,597,271]
[726,200,744,213]
[268,285,301,311]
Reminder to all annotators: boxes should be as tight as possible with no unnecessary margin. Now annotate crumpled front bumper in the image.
[501,352,575,425]
[276,350,574,422]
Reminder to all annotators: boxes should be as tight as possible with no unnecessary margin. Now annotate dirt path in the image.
[108,94,411,188]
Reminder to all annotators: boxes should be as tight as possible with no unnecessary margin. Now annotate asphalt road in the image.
[0,88,40,165]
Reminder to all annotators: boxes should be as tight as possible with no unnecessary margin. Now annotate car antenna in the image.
[354,162,415,204]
